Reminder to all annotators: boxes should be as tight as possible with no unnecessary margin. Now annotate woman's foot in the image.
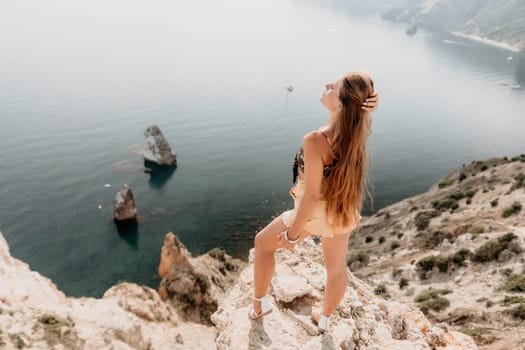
[311,308,330,332]
[248,295,273,320]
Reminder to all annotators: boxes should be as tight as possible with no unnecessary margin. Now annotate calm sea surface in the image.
[1,0,524,297]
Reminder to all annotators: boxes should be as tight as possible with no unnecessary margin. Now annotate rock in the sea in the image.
[142,125,177,165]
[158,233,244,325]
[113,184,138,221]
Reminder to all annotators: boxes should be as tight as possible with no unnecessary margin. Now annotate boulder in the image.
[141,125,177,166]
[158,233,244,325]
[113,184,138,221]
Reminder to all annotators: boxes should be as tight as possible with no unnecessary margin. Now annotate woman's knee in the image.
[254,230,275,253]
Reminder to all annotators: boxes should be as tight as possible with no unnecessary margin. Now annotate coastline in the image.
[451,31,521,53]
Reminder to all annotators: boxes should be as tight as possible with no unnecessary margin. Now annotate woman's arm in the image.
[285,132,325,241]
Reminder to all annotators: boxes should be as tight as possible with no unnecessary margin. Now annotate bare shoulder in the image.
[302,131,326,155]
[303,130,325,145]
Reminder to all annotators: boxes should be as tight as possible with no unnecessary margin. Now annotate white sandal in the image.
[248,295,273,320]
[311,308,330,332]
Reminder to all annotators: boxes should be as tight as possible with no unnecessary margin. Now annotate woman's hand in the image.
[361,91,380,112]
[276,229,302,252]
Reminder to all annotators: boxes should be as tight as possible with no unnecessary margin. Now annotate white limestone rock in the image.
[211,240,478,350]
[0,230,217,350]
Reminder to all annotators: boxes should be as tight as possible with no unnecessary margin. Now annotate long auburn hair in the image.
[322,71,374,228]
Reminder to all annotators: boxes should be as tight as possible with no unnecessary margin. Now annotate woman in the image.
[249,71,379,332]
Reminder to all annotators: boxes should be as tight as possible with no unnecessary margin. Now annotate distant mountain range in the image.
[347,0,525,52]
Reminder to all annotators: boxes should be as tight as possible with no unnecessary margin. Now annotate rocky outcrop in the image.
[0,230,217,349]
[141,125,177,166]
[379,0,525,51]
[347,155,525,350]
[113,183,138,221]
[158,233,245,325]
[212,240,477,349]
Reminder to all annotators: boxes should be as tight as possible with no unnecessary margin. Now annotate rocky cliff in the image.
[348,0,525,51]
[348,154,525,350]
[0,226,477,349]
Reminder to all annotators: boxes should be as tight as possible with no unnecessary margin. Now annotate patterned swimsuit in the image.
[292,130,337,183]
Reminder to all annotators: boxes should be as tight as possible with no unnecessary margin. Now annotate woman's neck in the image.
[322,112,338,136]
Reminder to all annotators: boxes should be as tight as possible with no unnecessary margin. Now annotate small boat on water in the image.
[285,84,294,92]
[510,84,521,90]
[406,25,418,36]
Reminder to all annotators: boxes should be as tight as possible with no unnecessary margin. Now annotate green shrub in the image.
[435,255,450,273]
[438,178,455,188]
[414,288,452,302]
[433,198,459,210]
[392,268,403,279]
[502,202,522,218]
[414,211,440,230]
[419,297,450,313]
[416,256,438,273]
[507,173,525,192]
[472,233,520,262]
[486,300,494,308]
[449,249,471,265]
[503,274,525,292]
[379,236,386,244]
[502,295,525,305]
[347,251,370,266]
[449,192,465,200]
[458,327,492,337]
[416,249,471,279]
[473,240,501,262]
[509,304,525,320]
[481,165,488,171]
[374,284,390,298]
[365,236,374,243]
[415,288,451,313]
[499,232,518,244]
[469,225,485,234]
[410,206,419,212]
[399,278,409,289]
[465,189,477,198]
[390,241,400,250]
[490,198,499,207]
[420,230,453,249]
[513,173,525,190]
[459,173,467,182]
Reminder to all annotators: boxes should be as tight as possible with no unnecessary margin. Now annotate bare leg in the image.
[317,232,351,318]
[252,214,288,314]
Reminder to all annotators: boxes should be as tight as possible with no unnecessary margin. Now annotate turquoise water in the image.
[1,0,524,297]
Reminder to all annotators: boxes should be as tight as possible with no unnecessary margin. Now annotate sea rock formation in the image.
[158,232,245,325]
[113,183,138,221]
[141,125,177,166]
